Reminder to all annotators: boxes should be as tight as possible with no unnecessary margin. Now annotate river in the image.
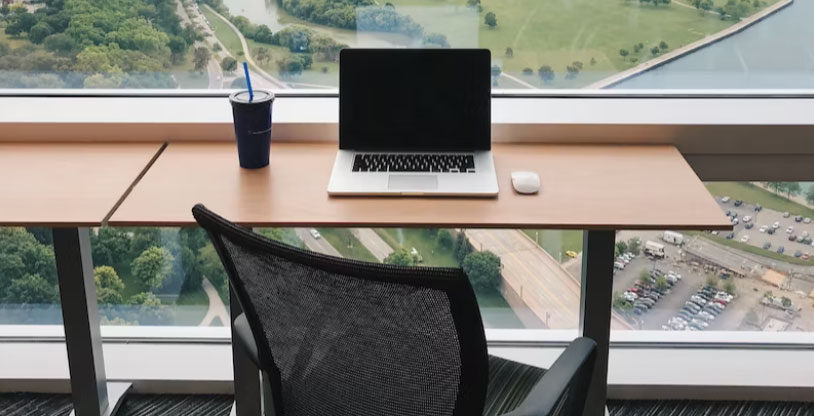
[613,0,814,89]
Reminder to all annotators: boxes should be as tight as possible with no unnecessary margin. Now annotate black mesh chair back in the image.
[192,204,489,416]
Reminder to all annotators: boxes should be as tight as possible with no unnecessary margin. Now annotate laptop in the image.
[327,49,499,196]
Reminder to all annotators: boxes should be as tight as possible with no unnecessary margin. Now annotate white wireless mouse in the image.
[511,171,540,194]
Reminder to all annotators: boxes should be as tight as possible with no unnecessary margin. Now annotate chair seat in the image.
[484,355,547,416]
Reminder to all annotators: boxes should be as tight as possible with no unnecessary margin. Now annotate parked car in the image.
[745,222,754,229]
[794,250,803,258]
[690,295,707,306]
[759,225,768,233]
[768,227,776,235]
[754,204,763,212]
[802,231,810,238]
[803,253,810,260]
[740,235,750,243]
[721,196,730,203]
[725,210,732,217]
[623,292,637,302]
[697,311,716,321]
[804,217,812,224]
[777,246,785,254]
[786,226,794,234]
[783,212,791,218]
[795,215,803,222]
[763,242,772,250]
[309,228,321,239]
[789,234,798,242]
[565,250,578,258]
[734,200,743,206]
[726,232,735,239]
[731,212,738,219]
[690,319,709,328]
[743,215,752,223]
[614,261,625,270]
[773,221,781,229]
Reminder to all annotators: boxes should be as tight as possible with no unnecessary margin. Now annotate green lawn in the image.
[692,231,813,266]
[0,31,33,49]
[202,7,244,55]
[386,0,735,87]
[705,182,814,219]
[522,230,582,262]
[317,228,378,262]
[374,228,459,267]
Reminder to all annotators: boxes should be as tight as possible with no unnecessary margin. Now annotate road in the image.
[466,229,631,330]
[198,277,230,327]
[295,228,342,257]
[175,0,222,88]
[202,4,287,89]
[352,228,392,261]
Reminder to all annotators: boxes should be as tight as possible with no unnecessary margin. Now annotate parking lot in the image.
[716,197,813,259]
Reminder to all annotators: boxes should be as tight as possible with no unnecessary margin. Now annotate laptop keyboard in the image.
[352,154,476,173]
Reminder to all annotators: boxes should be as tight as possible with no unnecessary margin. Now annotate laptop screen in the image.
[339,49,491,151]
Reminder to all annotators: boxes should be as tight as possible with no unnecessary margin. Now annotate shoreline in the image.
[586,0,793,89]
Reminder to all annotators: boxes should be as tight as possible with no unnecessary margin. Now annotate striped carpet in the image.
[0,393,232,416]
[608,400,814,416]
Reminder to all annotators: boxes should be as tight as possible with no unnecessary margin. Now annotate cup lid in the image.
[230,90,274,104]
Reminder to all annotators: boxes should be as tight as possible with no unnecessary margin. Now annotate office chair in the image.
[192,204,597,416]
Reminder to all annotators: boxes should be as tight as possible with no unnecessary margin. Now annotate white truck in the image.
[662,230,684,245]
[645,240,666,259]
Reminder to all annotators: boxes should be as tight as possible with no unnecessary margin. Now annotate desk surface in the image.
[0,142,162,227]
[110,142,730,230]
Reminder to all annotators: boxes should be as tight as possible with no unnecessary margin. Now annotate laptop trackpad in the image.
[388,175,438,191]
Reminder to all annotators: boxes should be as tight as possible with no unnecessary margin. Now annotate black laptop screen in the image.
[339,49,491,151]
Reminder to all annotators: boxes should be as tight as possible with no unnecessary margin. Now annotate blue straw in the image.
[242,62,254,102]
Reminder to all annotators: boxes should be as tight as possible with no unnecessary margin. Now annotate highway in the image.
[295,228,342,257]
[352,228,393,261]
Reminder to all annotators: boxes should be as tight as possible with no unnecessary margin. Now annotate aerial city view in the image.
[1,0,813,333]
[0,0,811,89]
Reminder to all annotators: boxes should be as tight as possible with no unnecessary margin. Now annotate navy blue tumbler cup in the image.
[229,90,274,169]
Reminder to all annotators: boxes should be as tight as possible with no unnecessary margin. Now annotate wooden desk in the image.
[0,142,162,227]
[109,141,730,416]
[109,142,730,230]
[0,142,162,416]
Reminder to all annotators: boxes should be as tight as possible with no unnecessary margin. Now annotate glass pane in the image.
[90,227,227,327]
[0,0,806,89]
[613,181,814,333]
[0,227,61,325]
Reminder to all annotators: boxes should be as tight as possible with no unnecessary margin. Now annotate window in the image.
[0,0,805,90]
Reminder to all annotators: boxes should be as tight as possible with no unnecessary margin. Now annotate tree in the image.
[199,243,227,295]
[466,0,480,6]
[28,22,53,44]
[131,246,174,290]
[522,67,533,75]
[462,251,501,291]
[220,56,237,73]
[651,46,661,56]
[4,274,58,304]
[129,292,161,306]
[723,279,736,295]
[94,265,124,294]
[384,248,419,266]
[628,237,642,255]
[615,241,628,257]
[638,269,651,285]
[213,43,222,52]
[590,57,597,65]
[619,49,629,60]
[781,296,792,308]
[437,230,454,250]
[613,292,633,311]
[659,41,669,50]
[4,11,37,36]
[505,47,513,57]
[806,186,814,206]
[454,231,474,264]
[192,46,211,73]
[537,65,554,84]
[705,274,719,289]
[484,12,497,28]
[423,33,449,48]
[254,25,274,44]
[91,227,131,267]
[655,276,669,291]
[783,182,801,198]
[43,33,76,54]
[254,47,271,65]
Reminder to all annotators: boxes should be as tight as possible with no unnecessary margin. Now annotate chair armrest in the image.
[233,313,261,366]
[501,337,597,416]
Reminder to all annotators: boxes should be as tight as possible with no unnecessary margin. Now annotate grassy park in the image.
[374,228,459,267]
[317,228,378,262]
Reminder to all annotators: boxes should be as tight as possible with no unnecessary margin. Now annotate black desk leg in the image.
[53,227,131,416]
[579,230,615,416]
[229,285,262,416]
